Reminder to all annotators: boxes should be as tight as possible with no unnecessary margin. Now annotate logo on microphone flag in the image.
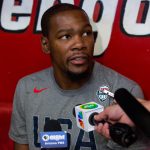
[80,102,98,109]
[40,131,68,148]
[78,111,84,129]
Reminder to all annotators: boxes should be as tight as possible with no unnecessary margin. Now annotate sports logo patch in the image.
[96,85,110,102]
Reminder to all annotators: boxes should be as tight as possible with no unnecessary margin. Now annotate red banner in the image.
[0,0,150,103]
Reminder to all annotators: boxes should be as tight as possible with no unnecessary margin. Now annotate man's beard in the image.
[67,71,90,81]
[66,65,94,81]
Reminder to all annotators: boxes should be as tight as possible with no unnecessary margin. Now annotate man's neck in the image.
[53,69,93,90]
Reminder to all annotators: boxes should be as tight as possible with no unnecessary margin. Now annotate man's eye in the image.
[82,31,91,37]
[61,35,71,40]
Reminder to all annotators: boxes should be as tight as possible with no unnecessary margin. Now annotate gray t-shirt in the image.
[9,62,150,150]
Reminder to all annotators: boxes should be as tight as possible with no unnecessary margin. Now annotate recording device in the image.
[114,88,150,137]
[73,102,137,147]
[74,102,104,132]
[40,119,69,150]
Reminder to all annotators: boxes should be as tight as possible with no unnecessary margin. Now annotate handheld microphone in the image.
[114,88,150,137]
[40,119,69,150]
[44,119,62,132]
[89,112,137,147]
[73,102,137,147]
[73,102,104,132]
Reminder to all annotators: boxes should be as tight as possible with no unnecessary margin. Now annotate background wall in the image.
[0,0,150,102]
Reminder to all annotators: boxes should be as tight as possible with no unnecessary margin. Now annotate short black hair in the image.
[41,3,88,37]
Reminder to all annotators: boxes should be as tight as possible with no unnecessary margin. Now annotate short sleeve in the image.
[9,79,28,144]
[130,84,144,99]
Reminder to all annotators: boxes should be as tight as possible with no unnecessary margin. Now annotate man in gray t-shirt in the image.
[9,3,150,150]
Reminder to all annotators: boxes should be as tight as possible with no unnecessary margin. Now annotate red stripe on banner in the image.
[14,0,21,6]
[54,0,61,5]
[137,2,145,23]
[93,1,102,22]
[74,0,81,6]
[11,16,17,21]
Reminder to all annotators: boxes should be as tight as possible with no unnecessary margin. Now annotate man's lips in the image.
[69,55,88,65]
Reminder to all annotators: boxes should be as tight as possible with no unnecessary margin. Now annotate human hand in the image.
[94,104,134,139]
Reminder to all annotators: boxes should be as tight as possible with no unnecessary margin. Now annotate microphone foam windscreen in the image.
[44,119,62,132]
[114,88,150,137]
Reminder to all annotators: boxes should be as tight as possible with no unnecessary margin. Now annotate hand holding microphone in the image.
[73,102,137,147]
[95,88,150,148]
[114,88,150,137]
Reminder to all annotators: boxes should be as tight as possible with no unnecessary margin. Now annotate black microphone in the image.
[73,105,137,147]
[41,119,69,150]
[44,119,62,133]
[89,112,137,147]
[114,88,150,137]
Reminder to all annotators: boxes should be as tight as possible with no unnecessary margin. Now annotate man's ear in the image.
[41,36,50,54]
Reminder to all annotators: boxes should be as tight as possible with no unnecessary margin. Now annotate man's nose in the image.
[72,35,86,51]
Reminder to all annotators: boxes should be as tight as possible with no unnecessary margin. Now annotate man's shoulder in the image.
[94,62,143,98]
[95,61,137,85]
[94,62,122,77]
[18,67,52,84]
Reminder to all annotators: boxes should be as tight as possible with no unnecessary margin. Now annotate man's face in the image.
[47,10,94,76]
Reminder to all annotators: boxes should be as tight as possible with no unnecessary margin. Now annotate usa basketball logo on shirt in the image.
[96,85,110,102]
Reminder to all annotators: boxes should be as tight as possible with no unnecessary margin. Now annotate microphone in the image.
[73,103,137,147]
[114,88,150,137]
[73,102,104,132]
[44,119,62,132]
[89,112,137,147]
[40,119,69,150]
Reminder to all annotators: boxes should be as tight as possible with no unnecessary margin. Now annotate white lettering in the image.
[82,0,118,56]
[0,0,149,54]
[1,0,33,31]
[123,0,150,35]
[58,141,64,144]
[45,142,57,145]
[49,135,65,141]
[36,0,74,32]
[42,133,65,142]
